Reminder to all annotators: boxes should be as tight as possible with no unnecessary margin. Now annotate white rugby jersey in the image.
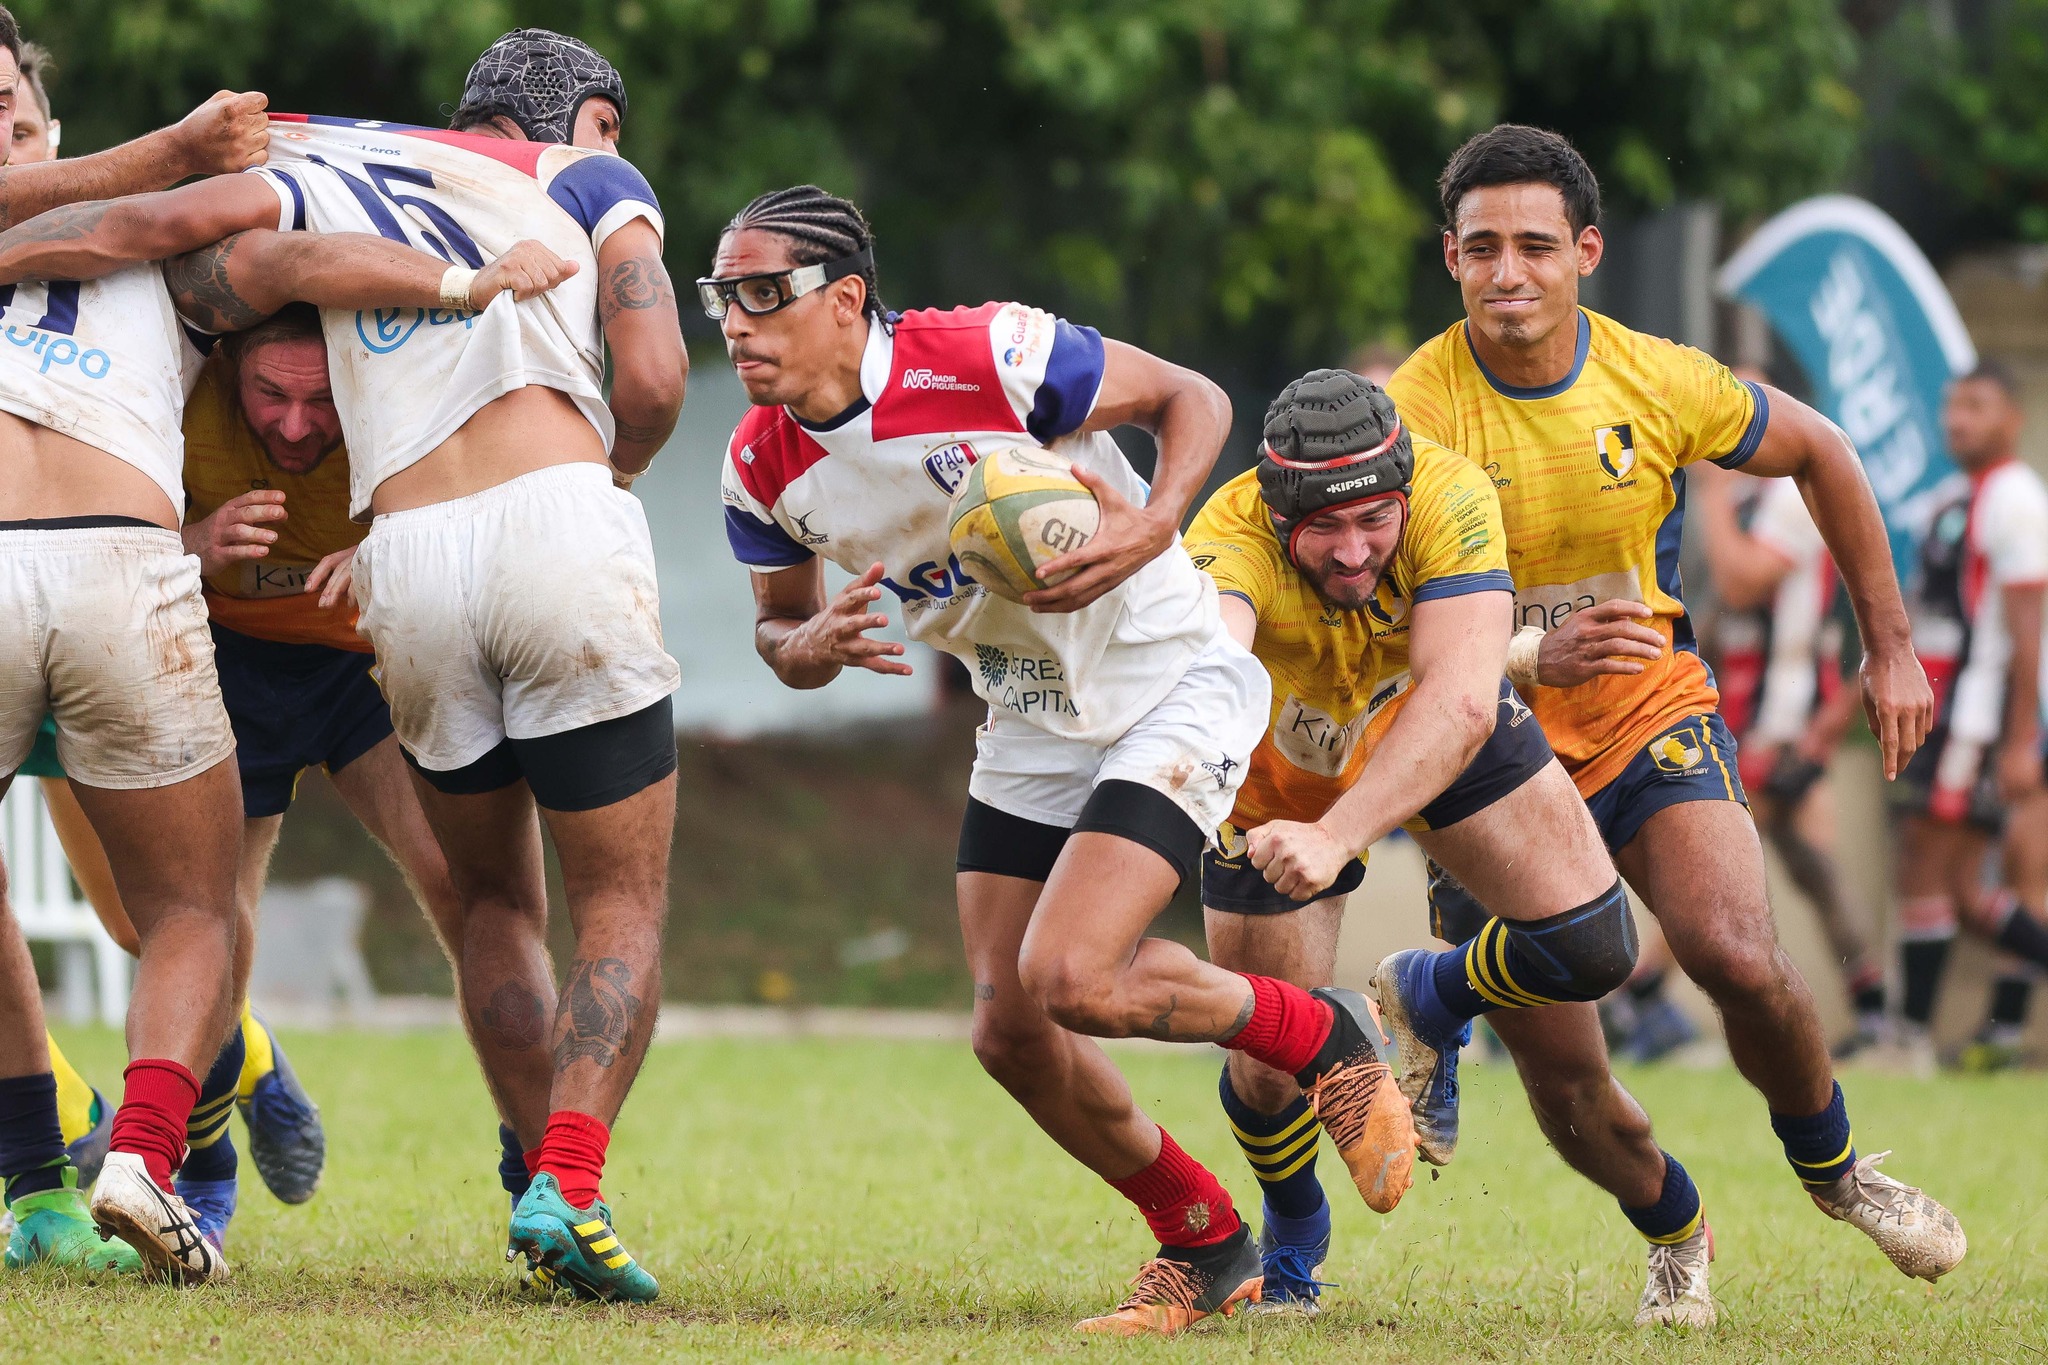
[250,114,664,518]
[1911,460,2048,743]
[721,303,1220,745]
[0,267,203,514]
[1744,477,1833,745]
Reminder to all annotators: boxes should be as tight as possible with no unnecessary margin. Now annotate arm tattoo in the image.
[0,200,113,250]
[479,979,548,1052]
[553,957,643,1070]
[599,255,675,325]
[164,233,268,333]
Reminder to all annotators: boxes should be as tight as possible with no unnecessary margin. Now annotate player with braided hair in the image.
[712,186,1418,1336]
[1188,369,1717,1326]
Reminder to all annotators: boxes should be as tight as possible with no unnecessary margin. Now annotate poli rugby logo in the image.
[1593,423,1636,481]
[923,441,978,495]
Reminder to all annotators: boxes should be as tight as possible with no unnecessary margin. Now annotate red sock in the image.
[534,1111,609,1209]
[1217,974,1333,1076]
[109,1059,200,1192]
[1106,1129,1241,1249]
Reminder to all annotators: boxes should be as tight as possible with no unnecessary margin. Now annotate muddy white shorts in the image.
[351,463,681,772]
[968,633,1269,841]
[0,523,235,789]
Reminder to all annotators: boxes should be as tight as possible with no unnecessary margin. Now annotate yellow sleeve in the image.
[1386,343,1454,449]
[1402,451,1513,602]
[1668,342,1769,470]
[1184,484,1287,617]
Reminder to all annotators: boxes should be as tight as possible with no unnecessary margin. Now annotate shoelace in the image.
[1305,1054,1393,1150]
[1643,1240,1703,1304]
[1262,1244,1334,1299]
[1839,1152,1918,1224]
[1116,1257,1202,1313]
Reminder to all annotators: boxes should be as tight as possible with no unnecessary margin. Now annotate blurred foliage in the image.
[1882,0,2048,243]
[16,0,1858,377]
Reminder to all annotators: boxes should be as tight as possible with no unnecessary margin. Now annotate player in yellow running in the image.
[1385,123,1962,1281]
[1188,369,1715,1326]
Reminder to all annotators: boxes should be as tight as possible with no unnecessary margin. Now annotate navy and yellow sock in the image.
[0,1072,68,1202]
[235,1003,275,1103]
[1218,1066,1325,1221]
[1771,1080,1856,1188]
[1619,1151,1704,1244]
[48,1034,101,1149]
[1427,880,1638,1027]
[183,1026,247,1184]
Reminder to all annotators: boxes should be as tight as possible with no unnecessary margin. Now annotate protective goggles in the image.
[696,248,872,319]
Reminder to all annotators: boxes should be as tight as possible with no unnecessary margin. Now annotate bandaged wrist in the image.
[439,266,479,312]
[1505,624,1546,690]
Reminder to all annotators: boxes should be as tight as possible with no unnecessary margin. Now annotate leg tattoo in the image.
[553,959,642,1070]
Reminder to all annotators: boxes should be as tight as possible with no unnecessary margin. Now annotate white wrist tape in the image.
[1505,624,1546,691]
[438,266,479,312]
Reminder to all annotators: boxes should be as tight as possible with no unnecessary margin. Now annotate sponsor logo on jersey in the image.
[1593,422,1637,483]
[922,441,978,495]
[354,306,478,356]
[1649,726,1706,774]
[789,510,829,546]
[973,647,1076,717]
[1272,694,1369,778]
[1513,570,1643,633]
[1483,460,1511,489]
[901,368,981,393]
[1002,347,1025,367]
[3,328,112,380]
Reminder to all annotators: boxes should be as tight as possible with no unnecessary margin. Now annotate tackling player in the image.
[1889,362,2048,1071]
[1385,124,1963,1281]
[6,30,691,1298]
[1190,369,1716,1327]
[713,185,1415,1335]
[0,156,573,1280]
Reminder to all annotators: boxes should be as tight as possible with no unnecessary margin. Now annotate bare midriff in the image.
[0,410,178,528]
[370,385,609,516]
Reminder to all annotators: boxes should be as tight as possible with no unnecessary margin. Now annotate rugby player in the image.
[1889,362,2048,1072]
[1384,124,1964,1280]
[1694,453,1888,1053]
[0,10,295,1276]
[1190,369,1715,1326]
[713,185,1415,1335]
[5,30,691,1298]
[0,52,333,1260]
[0,144,574,1280]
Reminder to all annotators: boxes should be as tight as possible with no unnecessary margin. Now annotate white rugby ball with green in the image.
[946,446,1101,603]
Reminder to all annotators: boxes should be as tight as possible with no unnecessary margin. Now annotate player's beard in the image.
[1302,556,1384,613]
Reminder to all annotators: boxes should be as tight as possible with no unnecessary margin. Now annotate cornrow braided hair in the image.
[725,185,890,328]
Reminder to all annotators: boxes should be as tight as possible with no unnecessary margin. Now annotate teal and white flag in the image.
[1716,195,1975,571]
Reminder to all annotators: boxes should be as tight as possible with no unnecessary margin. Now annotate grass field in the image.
[7,1027,2044,1362]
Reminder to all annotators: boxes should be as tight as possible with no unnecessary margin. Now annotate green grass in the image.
[9,1028,2045,1362]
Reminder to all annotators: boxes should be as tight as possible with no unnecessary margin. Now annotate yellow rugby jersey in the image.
[183,353,369,652]
[1185,439,1512,832]
[1387,308,1768,797]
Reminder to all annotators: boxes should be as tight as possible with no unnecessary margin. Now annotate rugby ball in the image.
[947,446,1100,603]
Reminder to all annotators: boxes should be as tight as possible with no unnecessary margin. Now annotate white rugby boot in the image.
[90,1151,230,1284]
[1633,1223,1716,1328]
[1810,1151,1966,1281]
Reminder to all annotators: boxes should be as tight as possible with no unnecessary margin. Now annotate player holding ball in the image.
[711,185,1416,1336]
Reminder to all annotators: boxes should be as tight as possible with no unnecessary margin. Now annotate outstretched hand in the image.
[1022,465,1173,615]
[182,488,286,576]
[783,563,914,678]
[471,241,579,309]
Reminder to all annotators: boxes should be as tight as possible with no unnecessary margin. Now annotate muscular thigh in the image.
[960,871,1053,1029]
[1613,799,1773,960]
[1416,759,1616,922]
[69,758,241,922]
[1204,895,1345,984]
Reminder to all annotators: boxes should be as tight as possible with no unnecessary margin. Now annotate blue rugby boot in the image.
[1245,1200,1332,1319]
[173,1176,238,1256]
[1372,949,1471,1166]
[507,1174,657,1303]
[237,1011,325,1204]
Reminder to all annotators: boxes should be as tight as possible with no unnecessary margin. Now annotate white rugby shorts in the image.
[0,525,235,789]
[968,633,1269,840]
[351,463,681,772]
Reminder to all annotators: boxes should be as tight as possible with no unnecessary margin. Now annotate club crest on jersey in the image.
[1593,423,1637,482]
[1364,592,1409,630]
[1649,726,1706,774]
[923,441,979,495]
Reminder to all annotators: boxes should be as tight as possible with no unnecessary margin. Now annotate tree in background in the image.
[18,0,1859,376]
[1883,0,2048,245]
